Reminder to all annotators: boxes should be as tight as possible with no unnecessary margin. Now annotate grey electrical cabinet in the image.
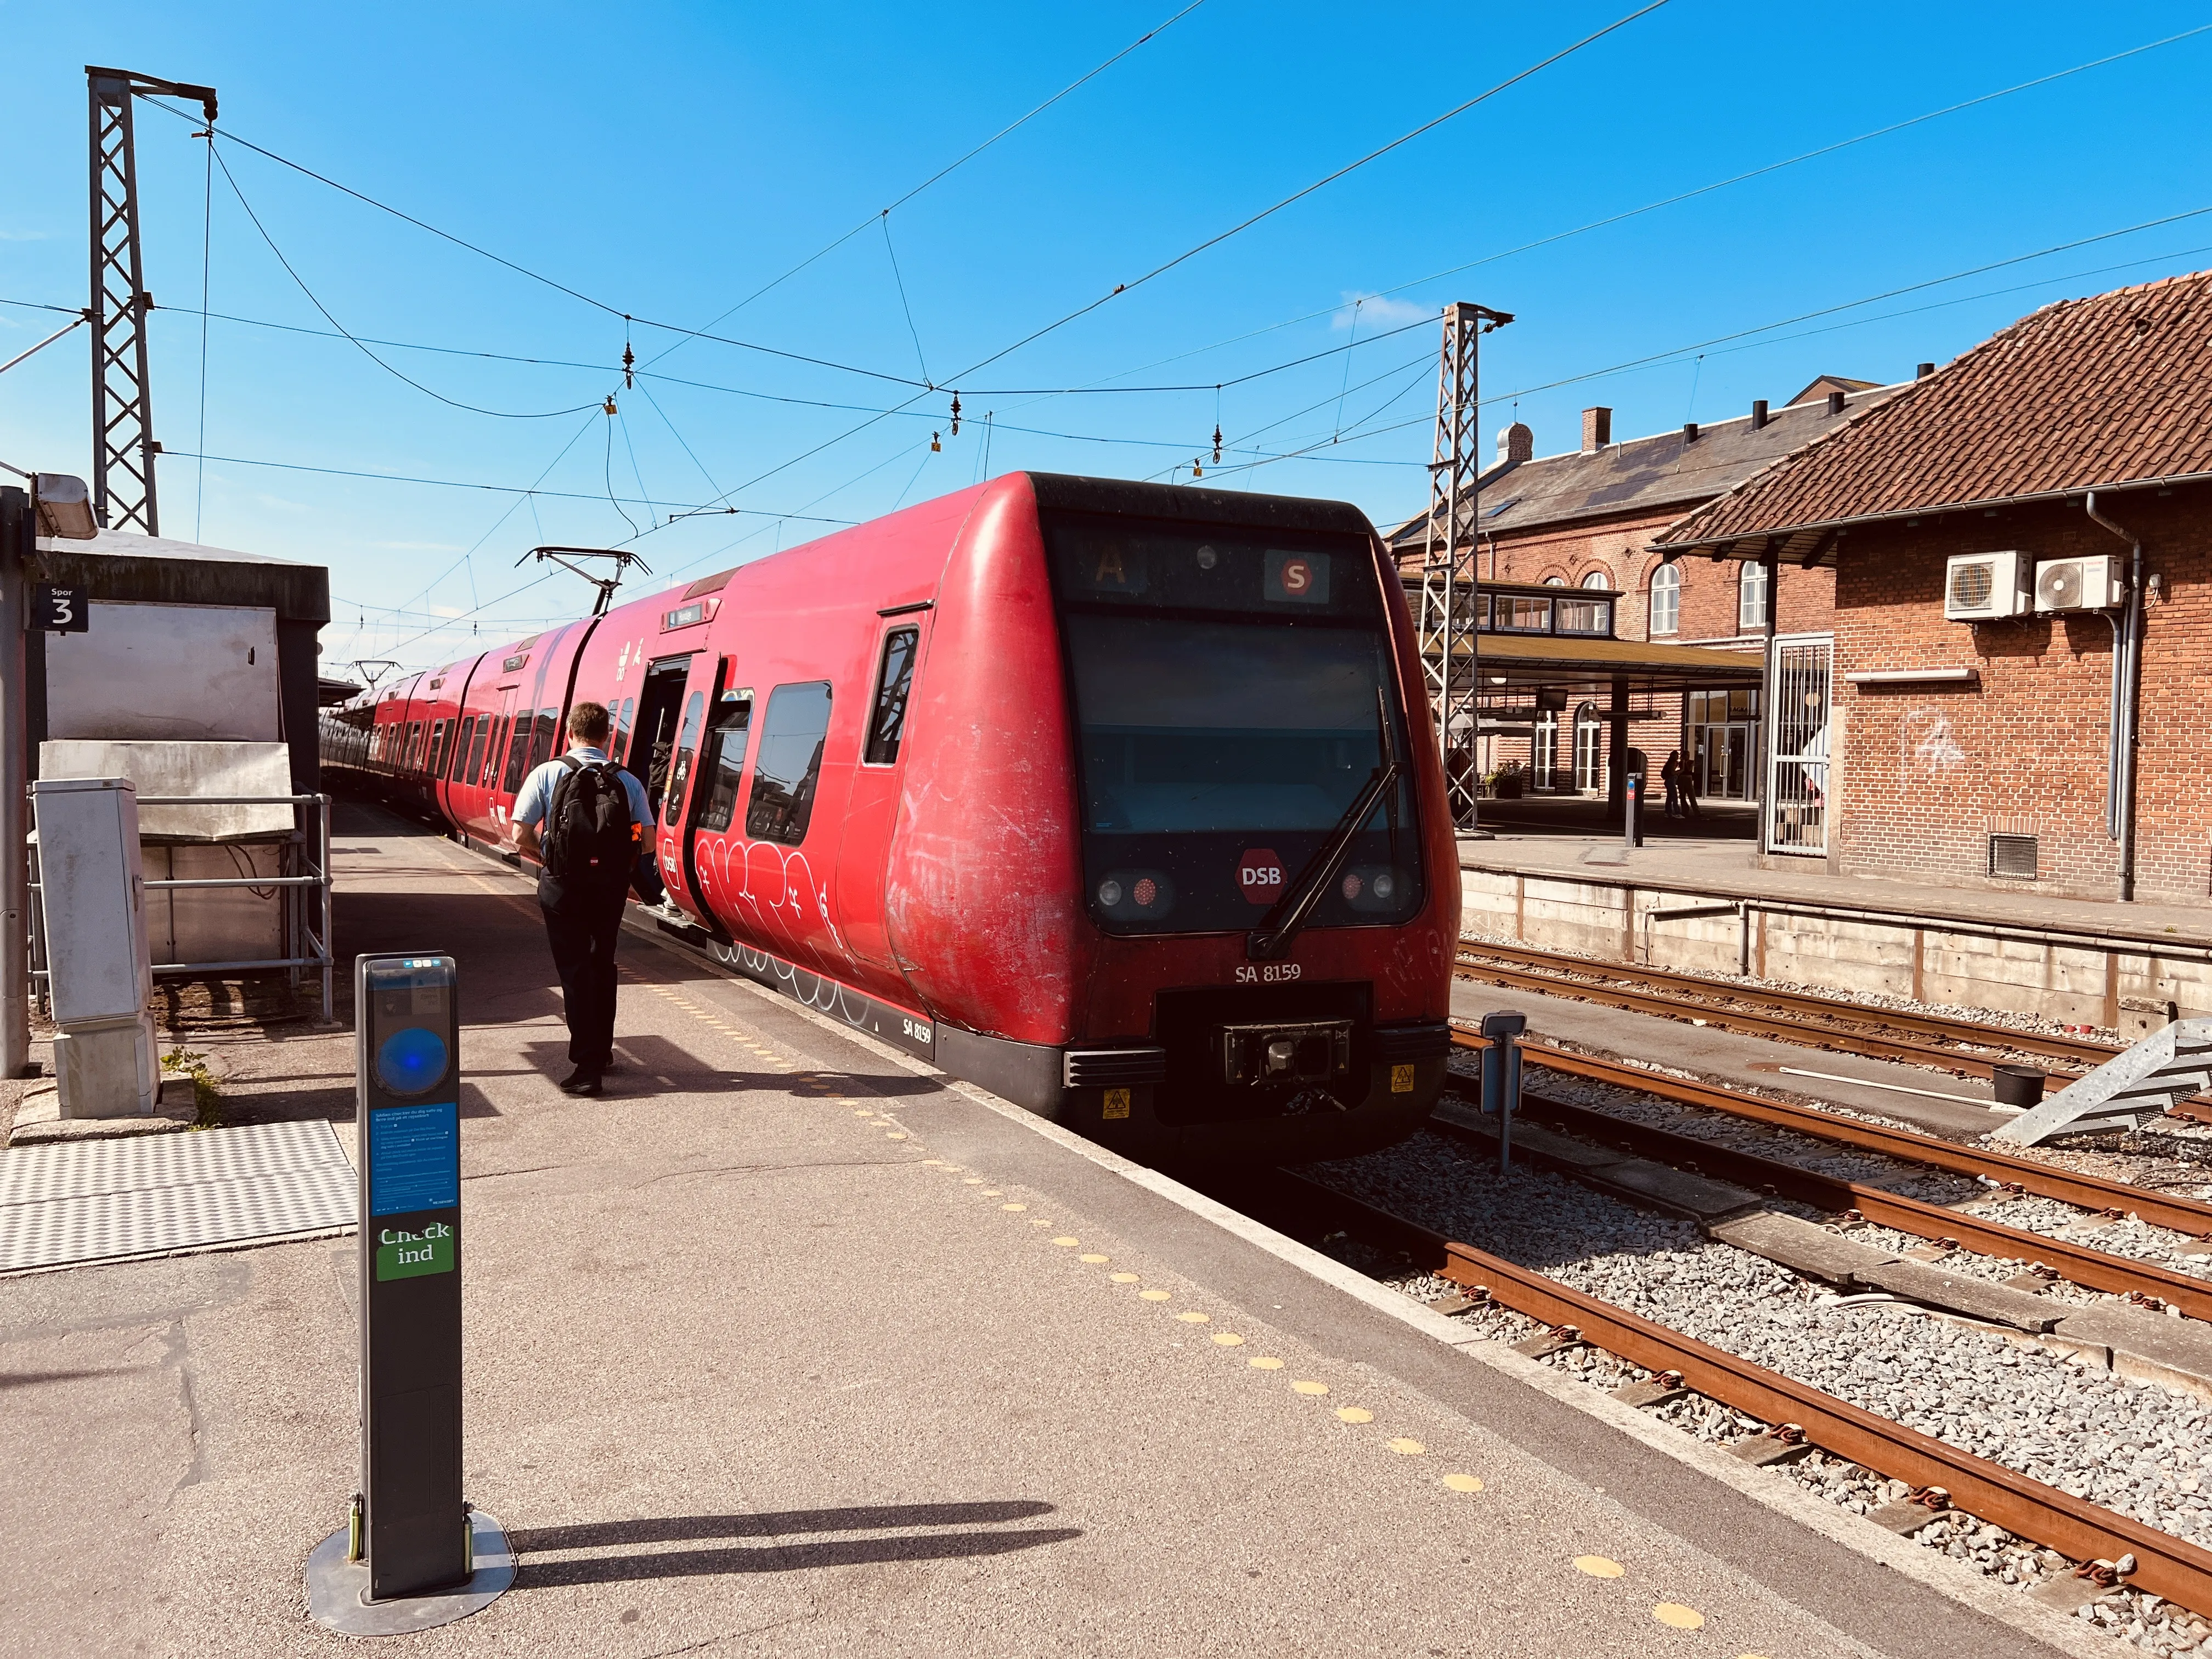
[32,776,157,1116]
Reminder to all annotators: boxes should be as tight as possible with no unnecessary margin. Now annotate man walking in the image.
[512,702,652,1096]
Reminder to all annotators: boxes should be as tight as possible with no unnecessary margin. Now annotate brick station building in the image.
[1651,268,2212,905]
[1387,374,1902,803]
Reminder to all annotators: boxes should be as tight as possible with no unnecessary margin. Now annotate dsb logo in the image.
[1238,848,1284,905]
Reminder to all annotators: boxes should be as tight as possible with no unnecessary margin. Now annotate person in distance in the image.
[510,702,652,1097]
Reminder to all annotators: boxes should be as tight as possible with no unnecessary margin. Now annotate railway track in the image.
[1455,938,2126,1082]
[1233,1165,2212,1621]
[1432,1082,2212,1319]
[1455,1029,2212,1239]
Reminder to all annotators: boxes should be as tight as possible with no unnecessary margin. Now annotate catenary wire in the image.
[210,141,602,420]
[936,1,1672,386]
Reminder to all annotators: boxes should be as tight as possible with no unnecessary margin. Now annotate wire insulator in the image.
[622,342,635,390]
[950,393,962,436]
[1212,425,1223,464]
[930,432,941,453]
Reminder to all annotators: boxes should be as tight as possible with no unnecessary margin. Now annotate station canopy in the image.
[1405,577,1764,705]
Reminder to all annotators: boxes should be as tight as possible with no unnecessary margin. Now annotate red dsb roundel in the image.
[1279,557,1313,596]
[1238,848,1285,905]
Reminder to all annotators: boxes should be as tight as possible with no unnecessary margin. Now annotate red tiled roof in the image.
[1655,269,2212,550]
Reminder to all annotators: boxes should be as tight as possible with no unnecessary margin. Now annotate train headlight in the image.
[1373,871,1396,900]
[1095,869,1175,923]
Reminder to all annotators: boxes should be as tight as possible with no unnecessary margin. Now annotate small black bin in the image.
[1992,1063,2046,1109]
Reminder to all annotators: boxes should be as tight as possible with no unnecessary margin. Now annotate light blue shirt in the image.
[512,746,651,832]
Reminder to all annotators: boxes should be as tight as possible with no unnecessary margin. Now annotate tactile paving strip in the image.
[0,1119,357,1274]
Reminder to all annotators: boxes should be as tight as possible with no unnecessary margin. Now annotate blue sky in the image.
[5,1,2210,672]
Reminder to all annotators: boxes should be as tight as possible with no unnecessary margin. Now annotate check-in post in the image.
[357,953,467,1599]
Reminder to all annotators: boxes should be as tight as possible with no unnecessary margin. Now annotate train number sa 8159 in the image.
[1234,962,1301,985]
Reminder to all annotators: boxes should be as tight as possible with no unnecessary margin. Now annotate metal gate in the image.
[1763,635,1833,855]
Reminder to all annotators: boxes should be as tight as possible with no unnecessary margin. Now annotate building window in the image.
[1739,561,1770,631]
[1572,703,1605,793]
[1649,565,1680,635]
[1543,574,1566,586]
[1556,572,1613,636]
[1531,710,1558,789]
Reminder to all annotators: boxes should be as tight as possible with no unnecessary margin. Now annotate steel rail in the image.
[1453,1030,2212,1239]
[1436,1086,2212,1321]
[1455,953,2078,1081]
[1459,939,2121,1069]
[1262,1169,2212,1616]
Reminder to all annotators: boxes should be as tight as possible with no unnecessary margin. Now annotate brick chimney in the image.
[1496,421,1533,464]
[1581,407,1612,453]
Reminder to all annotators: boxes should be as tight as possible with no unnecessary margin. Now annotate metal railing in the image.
[29,792,335,1022]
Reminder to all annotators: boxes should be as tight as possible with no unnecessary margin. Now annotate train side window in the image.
[613,696,636,768]
[528,708,559,772]
[407,722,426,772]
[697,692,753,834]
[863,628,919,766]
[663,692,706,827]
[501,719,534,792]
[459,716,484,784]
[428,719,450,778]
[482,718,508,787]
[746,681,832,845]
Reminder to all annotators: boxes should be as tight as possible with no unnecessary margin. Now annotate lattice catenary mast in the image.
[1416,301,1511,831]
[87,66,217,535]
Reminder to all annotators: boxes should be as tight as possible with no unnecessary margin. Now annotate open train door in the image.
[637,651,721,926]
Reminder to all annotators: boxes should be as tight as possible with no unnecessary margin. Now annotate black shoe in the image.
[559,1068,603,1096]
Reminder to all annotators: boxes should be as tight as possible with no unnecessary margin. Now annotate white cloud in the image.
[1333,291,1431,331]
[0,229,52,242]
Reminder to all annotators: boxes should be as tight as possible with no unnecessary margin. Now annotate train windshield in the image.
[1048,517,1423,936]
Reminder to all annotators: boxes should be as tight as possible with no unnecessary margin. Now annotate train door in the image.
[834,616,926,973]
[624,657,695,820]
[650,654,725,924]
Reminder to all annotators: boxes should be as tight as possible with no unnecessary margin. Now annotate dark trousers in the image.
[1663,778,1683,816]
[543,897,625,1071]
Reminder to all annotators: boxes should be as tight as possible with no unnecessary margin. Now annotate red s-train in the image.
[323,473,1459,1164]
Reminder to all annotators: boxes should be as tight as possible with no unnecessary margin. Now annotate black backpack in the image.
[540,757,636,908]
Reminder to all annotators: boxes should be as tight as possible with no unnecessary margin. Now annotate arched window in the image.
[1739,560,1770,631]
[1581,569,1610,589]
[1649,563,1681,635]
[1573,702,1605,793]
[1543,574,1566,586]
[1531,710,1558,789]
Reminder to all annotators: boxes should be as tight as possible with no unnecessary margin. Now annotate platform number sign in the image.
[32,584,88,633]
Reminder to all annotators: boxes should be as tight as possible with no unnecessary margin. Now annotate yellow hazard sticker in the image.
[1103,1087,1132,1120]
[1390,1064,1415,1094]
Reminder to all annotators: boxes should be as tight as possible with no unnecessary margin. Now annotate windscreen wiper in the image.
[1247,689,1402,962]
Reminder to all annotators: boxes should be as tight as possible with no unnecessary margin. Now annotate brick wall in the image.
[1830,485,2211,905]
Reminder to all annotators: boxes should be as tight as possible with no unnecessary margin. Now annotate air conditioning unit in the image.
[1944,551,2029,620]
[2035,555,2125,614]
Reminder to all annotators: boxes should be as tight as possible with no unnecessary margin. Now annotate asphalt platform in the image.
[0,805,2112,1657]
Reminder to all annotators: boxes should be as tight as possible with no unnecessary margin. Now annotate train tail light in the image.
[1096,869,1175,923]
[1342,865,1407,914]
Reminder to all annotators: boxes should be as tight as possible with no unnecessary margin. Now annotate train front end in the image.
[895,473,1458,1169]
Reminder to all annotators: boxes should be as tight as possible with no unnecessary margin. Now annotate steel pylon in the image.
[86,66,217,537]
[1416,301,1510,830]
